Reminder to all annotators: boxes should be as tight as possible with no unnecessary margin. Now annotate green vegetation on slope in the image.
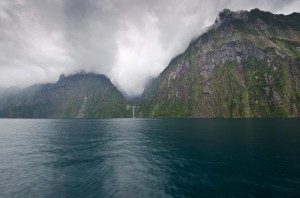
[140,9,300,118]
[0,73,132,118]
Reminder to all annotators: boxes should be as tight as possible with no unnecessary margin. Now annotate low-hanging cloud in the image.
[0,0,299,96]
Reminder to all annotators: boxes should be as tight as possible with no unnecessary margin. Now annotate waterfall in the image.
[132,106,135,118]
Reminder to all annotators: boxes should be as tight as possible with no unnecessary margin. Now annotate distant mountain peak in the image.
[213,8,248,28]
[0,72,131,118]
[58,72,106,80]
[57,72,111,86]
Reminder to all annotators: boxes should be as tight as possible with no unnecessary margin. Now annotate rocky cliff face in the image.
[1,9,299,118]
[140,9,300,117]
[0,73,131,118]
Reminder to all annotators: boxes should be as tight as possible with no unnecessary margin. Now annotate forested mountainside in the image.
[140,9,300,118]
[0,73,131,118]
[1,9,300,118]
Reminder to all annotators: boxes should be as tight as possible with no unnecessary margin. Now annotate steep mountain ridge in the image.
[1,9,299,118]
[0,73,131,118]
[140,9,300,117]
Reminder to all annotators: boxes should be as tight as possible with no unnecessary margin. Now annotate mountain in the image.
[1,9,299,119]
[0,73,131,118]
[140,9,300,118]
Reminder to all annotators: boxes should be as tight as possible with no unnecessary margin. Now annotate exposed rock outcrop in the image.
[140,9,300,118]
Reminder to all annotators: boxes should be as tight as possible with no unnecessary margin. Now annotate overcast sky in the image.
[0,0,299,96]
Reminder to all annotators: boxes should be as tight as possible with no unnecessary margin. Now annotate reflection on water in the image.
[0,118,300,197]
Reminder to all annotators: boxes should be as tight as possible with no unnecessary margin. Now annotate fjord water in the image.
[0,119,300,197]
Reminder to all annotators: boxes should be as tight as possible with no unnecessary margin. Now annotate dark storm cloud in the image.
[0,0,299,96]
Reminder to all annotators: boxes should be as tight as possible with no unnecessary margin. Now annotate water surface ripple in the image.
[0,118,300,197]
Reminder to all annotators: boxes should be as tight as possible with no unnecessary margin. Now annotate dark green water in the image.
[0,118,300,197]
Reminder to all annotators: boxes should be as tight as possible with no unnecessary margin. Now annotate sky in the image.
[0,0,300,96]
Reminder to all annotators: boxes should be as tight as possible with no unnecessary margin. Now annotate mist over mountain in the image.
[0,73,132,118]
[139,9,300,117]
[0,0,300,96]
[0,8,300,118]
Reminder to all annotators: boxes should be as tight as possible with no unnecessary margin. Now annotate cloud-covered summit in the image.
[0,0,299,96]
